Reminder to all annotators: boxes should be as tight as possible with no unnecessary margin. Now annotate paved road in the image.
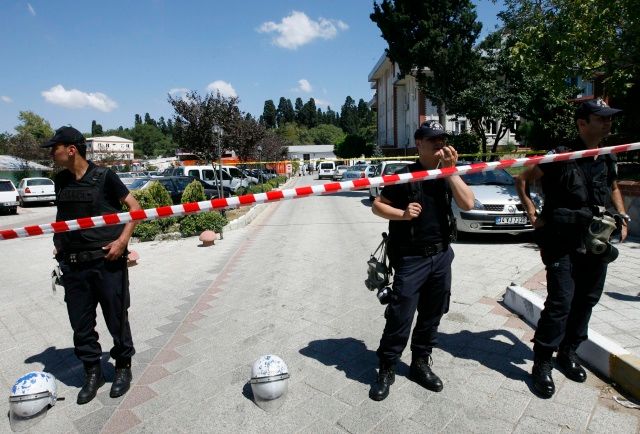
[0,175,638,433]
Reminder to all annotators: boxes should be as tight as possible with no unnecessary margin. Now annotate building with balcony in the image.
[85,136,134,163]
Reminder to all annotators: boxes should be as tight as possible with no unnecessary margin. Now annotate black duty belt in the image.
[397,242,447,257]
[58,249,107,264]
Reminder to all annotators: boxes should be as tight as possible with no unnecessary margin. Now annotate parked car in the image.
[332,165,350,181]
[318,161,336,180]
[0,179,19,214]
[452,168,543,234]
[17,177,56,206]
[342,164,370,181]
[129,176,232,205]
[368,161,414,201]
[116,172,138,187]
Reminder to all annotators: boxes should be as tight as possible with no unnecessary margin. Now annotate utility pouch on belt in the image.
[365,233,391,292]
[63,250,107,264]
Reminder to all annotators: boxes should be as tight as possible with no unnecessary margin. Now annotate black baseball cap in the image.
[41,126,86,148]
[575,98,622,119]
[414,120,448,140]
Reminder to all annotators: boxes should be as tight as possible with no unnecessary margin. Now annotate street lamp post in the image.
[212,125,223,199]
[257,145,263,192]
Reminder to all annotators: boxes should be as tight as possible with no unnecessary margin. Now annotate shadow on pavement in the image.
[439,329,532,381]
[24,346,113,387]
[604,291,640,302]
[454,232,536,246]
[299,337,381,386]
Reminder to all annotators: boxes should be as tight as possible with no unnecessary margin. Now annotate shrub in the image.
[247,184,272,194]
[179,211,228,237]
[133,221,162,241]
[181,180,206,204]
[448,132,481,156]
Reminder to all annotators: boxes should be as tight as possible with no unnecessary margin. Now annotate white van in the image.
[164,165,250,192]
[317,161,336,180]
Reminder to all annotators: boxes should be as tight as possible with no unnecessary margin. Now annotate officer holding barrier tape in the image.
[516,99,631,398]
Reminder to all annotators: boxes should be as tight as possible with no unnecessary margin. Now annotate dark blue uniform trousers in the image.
[534,251,608,355]
[60,257,135,365]
[377,247,453,365]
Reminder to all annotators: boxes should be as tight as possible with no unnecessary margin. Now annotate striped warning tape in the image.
[1,142,638,241]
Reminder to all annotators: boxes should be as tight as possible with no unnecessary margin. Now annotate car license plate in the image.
[495,216,528,225]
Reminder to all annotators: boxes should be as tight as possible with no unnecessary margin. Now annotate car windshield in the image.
[117,173,133,179]
[0,181,15,191]
[351,165,368,171]
[320,163,333,169]
[383,163,409,175]
[337,165,349,170]
[27,178,54,186]
[129,178,150,189]
[462,169,515,186]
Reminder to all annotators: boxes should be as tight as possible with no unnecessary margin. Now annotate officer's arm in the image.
[103,193,141,260]
[372,194,421,221]
[447,175,475,211]
[611,180,629,241]
[516,166,543,225]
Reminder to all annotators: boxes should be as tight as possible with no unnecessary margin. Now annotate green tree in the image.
[371,0,482,125]
[340,96,358,135]
[130,123,172,157]
[15,111,54,142]
[294,97,304,124]
[300,98,318,128]
[91,120,103,136]
[307,124,346,145]
[261,100,277,128]
[335,134,372,159]
[134,114,142,126]
[276,97,295,125]
[225,114,267,162]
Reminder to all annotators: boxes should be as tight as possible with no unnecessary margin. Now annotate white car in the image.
[17,177,56,206]
[452,168,543,234]
[0,179,19,214]
[332,165,350,181]
[368,161,414,201]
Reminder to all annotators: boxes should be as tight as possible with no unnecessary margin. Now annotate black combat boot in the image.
[557,347,587,383]
[409,355,443,392]
[110,359,133,398]
[77,363,105,405]
[532,356,555,398]
[369,362,395,401]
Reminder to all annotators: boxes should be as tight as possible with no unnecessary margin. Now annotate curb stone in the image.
[504,284,640,401]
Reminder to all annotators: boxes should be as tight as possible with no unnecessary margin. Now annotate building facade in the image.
[368,53,515,155]
[85,136,134,163]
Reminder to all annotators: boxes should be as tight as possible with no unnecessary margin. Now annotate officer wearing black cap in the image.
[369,121,474,401]
[42,126,141,404]
[516,98,630,398]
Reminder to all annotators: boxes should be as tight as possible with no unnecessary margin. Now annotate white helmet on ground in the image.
[9,372,58,432]
[249,355,290,411]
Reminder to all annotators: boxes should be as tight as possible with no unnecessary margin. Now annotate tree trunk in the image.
[491,120,509,161]
[437,103,447,128]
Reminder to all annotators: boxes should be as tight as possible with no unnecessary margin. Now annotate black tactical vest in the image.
[539,142,616,247]
[54,166,124,252]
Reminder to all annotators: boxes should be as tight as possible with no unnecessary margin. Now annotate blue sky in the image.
[0,0,504,135]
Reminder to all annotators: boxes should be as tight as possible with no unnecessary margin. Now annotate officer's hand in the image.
[620,224,628,242]
[439,145,458,168]
[103,239,127,261]
[403,202,422,220]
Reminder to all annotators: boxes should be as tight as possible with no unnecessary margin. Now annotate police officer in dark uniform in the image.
[516,99,630,398]
[42,126,141,404]
[369,121,474,401]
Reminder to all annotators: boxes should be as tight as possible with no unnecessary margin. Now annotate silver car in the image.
[453,168,543,234]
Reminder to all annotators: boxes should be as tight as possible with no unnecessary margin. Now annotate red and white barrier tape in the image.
[1,142,638,241]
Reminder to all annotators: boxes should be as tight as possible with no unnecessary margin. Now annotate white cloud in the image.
[297,79,312,93]
[27,3,35,16]
[257,11,348,50]
[168,87,190,98]
[206,80,237,98]
[41,85,117,112]
[313,98,331,108]
[1,96,12,103]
